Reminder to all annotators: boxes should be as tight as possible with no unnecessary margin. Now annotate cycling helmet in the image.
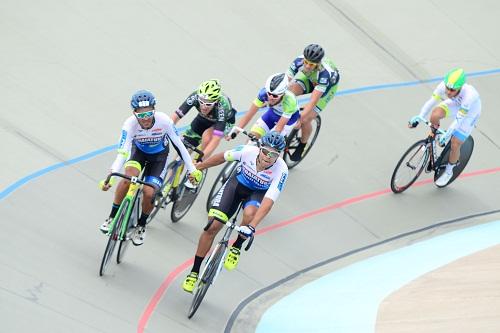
[303,44,325,63]
[444,68,466,90]
[265,73,288,95]
[197,79,222,101]
[130,90,156,109]
[261,131,286,152]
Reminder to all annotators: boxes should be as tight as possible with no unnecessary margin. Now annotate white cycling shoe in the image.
[132,226,146,246]
[435,170,453,187]
[100,217,112,233]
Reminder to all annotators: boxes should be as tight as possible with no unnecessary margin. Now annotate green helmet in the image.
[197,79,222,101]
[444,68,466,90]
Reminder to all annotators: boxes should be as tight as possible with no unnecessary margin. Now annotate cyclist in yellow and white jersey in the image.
[408,68,481,186]
[228,73,300,140]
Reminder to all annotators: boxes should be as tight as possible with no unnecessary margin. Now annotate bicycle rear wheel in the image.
[434,135,474,187]
[283,115,322,169]
[390,139,429,193]
[188,243,227,319]
[206,161,237,212]
[171,168,208,222]
[99,200,128,276]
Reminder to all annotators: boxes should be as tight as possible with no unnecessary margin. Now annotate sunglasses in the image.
[267,92,283,99]
[445,86,458,92]
[198,97,217,106]
[134,110,154,119]
[303,59,319,66]
[260,147,280,158]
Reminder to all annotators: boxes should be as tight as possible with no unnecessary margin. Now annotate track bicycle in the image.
[205,127,259,212]
[390,116,474,193]
[148,140,206,223]
[99,172,157,276]
[187,201,254,319]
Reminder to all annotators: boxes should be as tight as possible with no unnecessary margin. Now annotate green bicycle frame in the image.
[107,182,141,239]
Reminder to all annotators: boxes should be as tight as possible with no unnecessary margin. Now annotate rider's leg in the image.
[201,127,212,149]
[110,162,141,217]
[232,203,258,249]
[429,106,446,129]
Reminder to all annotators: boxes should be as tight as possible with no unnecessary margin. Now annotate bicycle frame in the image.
[105,172,156,239]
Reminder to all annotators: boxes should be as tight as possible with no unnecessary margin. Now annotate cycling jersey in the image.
[175,92,236,134]
[419,82,481,141]
[110,112,196,174]
[287,56,340,93]
[223,145,288,202]
[253,89,299,119]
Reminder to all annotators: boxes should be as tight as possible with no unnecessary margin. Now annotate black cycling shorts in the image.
[210,173,265,222]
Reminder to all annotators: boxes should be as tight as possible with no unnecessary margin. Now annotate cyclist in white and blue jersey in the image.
[99,90,202,245]
[182,131,288,293]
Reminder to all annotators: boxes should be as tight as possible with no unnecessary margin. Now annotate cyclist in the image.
[182,131,289,293]
[171,79,237,160]
[99,90,202,245]
[287,43,340,161]
[228,73,299,140]
[408,68,481,186]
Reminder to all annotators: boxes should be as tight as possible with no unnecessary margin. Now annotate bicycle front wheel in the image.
[171,168,208,223]
[147,161,176,224]
[390,139,429,193]
[117,196,139,264]
[99,200,129,276]
[206,161,237,212]
[188,243,227,319]
[283,115,322,169]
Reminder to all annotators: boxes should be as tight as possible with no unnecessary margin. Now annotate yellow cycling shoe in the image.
[224,247,241,271]
[182,272,198,293]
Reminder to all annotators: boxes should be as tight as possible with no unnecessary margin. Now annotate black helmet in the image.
[303,44,324,63]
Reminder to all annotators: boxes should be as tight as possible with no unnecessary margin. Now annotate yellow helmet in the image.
[197,79,222,101]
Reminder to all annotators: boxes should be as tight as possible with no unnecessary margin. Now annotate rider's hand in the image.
[438,131,449,147]
[408,115,420,128]
[99,176,115,191]
[188,169,203,185]
[238,225,255,238]
[227,126,240,140]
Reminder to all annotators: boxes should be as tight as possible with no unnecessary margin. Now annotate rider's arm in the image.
[275,93,299,133]
[202,133,222,159]
[172,91,197,125]
[196,151,226,171]
[110,116,135,173]
[163,115,197,173]
[236,89,267,130]
[286,57,301,81]
[301,89,323,116]
[418,82,445,120]
[247,197,274,229]
[274,116,289,134]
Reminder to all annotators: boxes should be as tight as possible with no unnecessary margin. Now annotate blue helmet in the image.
[130,90,156,109]
[261,131,286,151]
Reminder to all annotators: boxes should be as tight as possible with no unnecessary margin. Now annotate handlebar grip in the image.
[244,235,254,251]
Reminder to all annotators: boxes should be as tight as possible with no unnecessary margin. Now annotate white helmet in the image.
[265,73,288,95]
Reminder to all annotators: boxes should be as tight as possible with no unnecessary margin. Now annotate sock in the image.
[445,162,457,174]
[138,213,149,227]
[109,203,120,219]
[232,236,245,250]
[192,256,204,274]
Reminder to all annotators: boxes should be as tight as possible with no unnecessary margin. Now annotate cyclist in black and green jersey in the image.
[171,79,237,160]
[287,44,340,161]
